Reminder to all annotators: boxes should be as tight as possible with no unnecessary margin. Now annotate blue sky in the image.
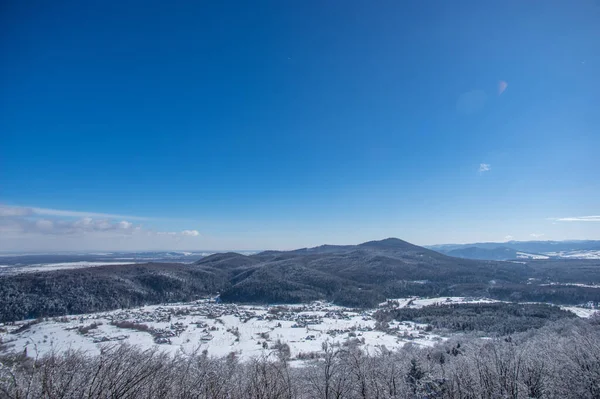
[1,0,599,251]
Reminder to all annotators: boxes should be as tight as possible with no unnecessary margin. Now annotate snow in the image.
[541,282,600,289]
[2,297,595,363]
[0,301,441,362]
[379,296,500,309]
[516,252,550,260]
[544,250,600,259]
[1,262,140,274]
[560,306,599,318]
[378,296,598,320]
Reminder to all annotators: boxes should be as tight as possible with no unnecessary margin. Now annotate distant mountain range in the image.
[2,238,599,322]
[0,251,207,267]
[427,240,600,261]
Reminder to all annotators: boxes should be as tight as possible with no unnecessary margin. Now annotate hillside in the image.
[1,238,599,322]
[0,263,231,322]
[217,238,534,306]
[444,246,521,261]
[428,240,600,260]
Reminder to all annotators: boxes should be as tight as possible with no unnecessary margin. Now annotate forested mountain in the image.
[428,240,600,253]
[1,238,599,322]
[443,246,523,261]
[0,263,231,322]
[216,238,532,306]
[428,240,600,260]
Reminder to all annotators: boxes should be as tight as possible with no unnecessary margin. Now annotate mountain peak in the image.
[358,237,415,249]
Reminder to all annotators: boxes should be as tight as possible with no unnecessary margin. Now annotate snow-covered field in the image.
[0,261,140,274]
[559,306,599,318]
[543,250,600,259]
[379,296,599,318]
[540,282,600,289]
[0,300,442,362]
[516,252,550,260]
[2,297,596,363]
[378,296,500,309]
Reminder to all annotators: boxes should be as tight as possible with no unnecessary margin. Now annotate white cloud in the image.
[36,219,54,231]
[1,216,137,235]
[504,235,513,241]
[0,204,208,251]
[28,206,147,220]
[530,233,545,238]
[118,221,133,229]
[156,230,200,237]
[2,204,150,221]
[479,163,491,173]
[0,204,200,241]
[552,216,600,222]
[75,217,94,226]
[0,205,33,217]
[498,80,508,95]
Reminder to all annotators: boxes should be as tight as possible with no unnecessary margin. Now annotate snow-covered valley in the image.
[0,300,443,362]
[2,297,596,364]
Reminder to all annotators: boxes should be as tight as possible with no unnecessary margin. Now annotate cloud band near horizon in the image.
[551,216,600,222]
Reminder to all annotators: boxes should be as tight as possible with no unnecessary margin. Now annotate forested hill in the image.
[428,240,600,260]
[1,238,600,322]
[215,238,532,305]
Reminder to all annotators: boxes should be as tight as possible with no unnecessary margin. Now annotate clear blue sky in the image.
[1,0,599,251]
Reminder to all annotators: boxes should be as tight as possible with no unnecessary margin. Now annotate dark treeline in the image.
[1,318,599,398]
[1,266,599,323]
[374,302,577,334]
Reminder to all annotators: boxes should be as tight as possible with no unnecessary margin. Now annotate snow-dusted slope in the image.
[0,300,441,361]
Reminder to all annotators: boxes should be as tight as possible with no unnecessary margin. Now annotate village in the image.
[1,299,442,361]
[2,296,598,363]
